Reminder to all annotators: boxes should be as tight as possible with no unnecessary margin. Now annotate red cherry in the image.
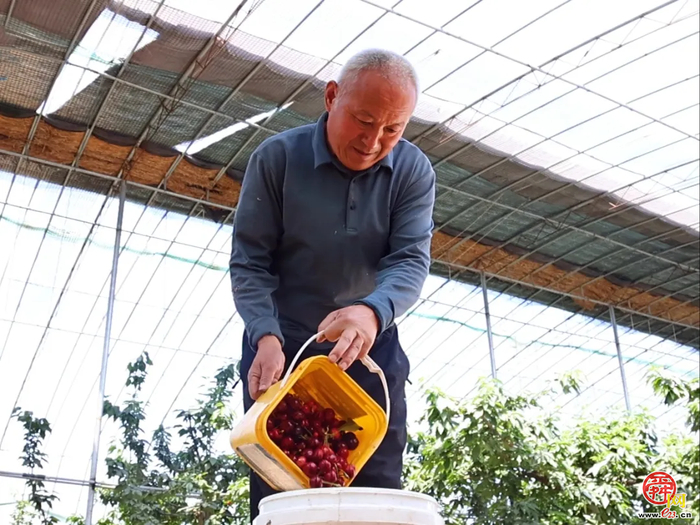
[280,437,295,451]
[343,432,359,451]
[266,419,274,431]
[296,456,307,469]
[279,420,294,434]
[276,401,288,413]
[344,464,356,478]
[310,476,323,488]
[313,448,325,462]
[309,438,322,449]
[322,446,334,458]
[326,453,337,464]
[322,408,336,424]
[322,469,338,484]
[303,462,318,477]
[268,429,281,441]
[318,459,332,474]
[337,445,349,459]
[338,457,347,469]
[303,449,315,460]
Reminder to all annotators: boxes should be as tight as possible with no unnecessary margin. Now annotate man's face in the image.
[324,70,417,171]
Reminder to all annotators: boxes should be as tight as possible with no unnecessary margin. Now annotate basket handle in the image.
[279,332,391,424]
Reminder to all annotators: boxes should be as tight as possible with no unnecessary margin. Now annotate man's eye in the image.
[386,128,398,134]
[356,117,371,125]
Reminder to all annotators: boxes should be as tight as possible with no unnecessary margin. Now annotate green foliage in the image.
[99,353,250,525]
[11,352,250,525]
[646,368,700,514]
[404,373,699,525]
[555,370,584,396]
[11,408,58,525]
[647,368,699,433]
[11,499,41,525]
[11,354,697,525]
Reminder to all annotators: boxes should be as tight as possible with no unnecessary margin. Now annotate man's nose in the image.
[361,128,382,151]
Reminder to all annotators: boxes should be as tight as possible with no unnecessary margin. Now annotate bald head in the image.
[337,48,420,98]
[325,49,418,171]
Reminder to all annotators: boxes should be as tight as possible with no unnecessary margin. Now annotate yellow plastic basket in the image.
[229,332,390,492]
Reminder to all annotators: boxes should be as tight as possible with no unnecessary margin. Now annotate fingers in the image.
[329,330,362,371]
[319,306,379,371]
[258,359,277,395]
[328,329,355,363]
[248,361,262,400]
[317,312,338,341]
[248,347,284,400]
[358,336,373,360]
[338,336,362,371]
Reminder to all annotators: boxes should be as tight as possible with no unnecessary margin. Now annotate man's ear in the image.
[324,81,339,112]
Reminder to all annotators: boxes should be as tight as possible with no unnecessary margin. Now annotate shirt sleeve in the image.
[229,149,285,348]
[356,160,436,333]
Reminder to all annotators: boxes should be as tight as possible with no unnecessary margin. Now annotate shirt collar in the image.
[312,112,394,175]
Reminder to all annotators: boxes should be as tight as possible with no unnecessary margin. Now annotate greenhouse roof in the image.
[0,0,697,345]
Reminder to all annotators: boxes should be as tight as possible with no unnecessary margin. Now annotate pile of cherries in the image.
[267,392,359,488]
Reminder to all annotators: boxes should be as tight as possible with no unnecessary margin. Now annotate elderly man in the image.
[230,48,435,520]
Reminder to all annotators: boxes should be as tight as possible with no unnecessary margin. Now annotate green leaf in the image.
[338,419,364,432]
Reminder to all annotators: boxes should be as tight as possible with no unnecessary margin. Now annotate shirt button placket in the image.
[347,179,357,232]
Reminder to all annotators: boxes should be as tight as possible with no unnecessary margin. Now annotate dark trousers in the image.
[240,324,410,523]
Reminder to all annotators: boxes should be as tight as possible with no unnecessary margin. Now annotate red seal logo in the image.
[642,471,677,505]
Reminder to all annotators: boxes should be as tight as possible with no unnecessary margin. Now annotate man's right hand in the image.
[248,335,285,400]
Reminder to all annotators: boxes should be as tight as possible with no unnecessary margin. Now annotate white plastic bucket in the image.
[253,487,445,525]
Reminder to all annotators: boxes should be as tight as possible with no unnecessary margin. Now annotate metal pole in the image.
[481,271,497,379]
[4,0,17,28]
[85,180,126,525]
[610,305,632,412]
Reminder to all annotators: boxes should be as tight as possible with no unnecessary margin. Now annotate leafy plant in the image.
[646,368,699,514]
[98,352,250,525]
[11,352,250,525]
[11,356,698,525]
[11,408,58,524]
[404,373,699,525]
[11,499,42,525]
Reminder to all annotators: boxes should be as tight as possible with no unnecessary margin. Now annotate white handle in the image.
[359,354,391,425]
[279,332,391,424]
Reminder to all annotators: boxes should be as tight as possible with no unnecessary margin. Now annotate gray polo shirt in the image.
[230,113,435,348]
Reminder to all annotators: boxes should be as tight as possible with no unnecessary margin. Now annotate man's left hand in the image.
[317,305,380,370]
